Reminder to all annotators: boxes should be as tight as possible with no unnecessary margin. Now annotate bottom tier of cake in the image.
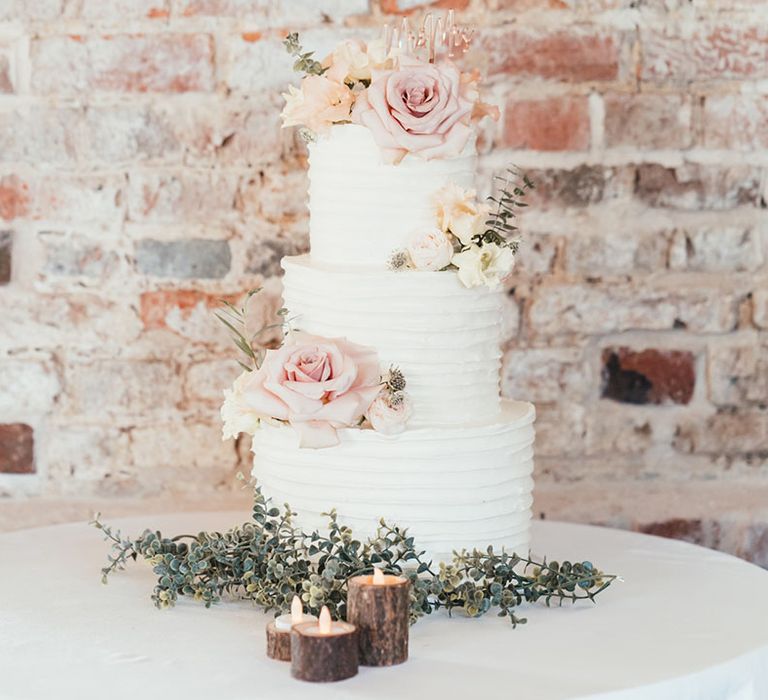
[251,400,536,562]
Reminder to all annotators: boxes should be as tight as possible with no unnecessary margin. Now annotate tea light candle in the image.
[266,596,317,661]
[290,606,359,682]
[347,567,410,666]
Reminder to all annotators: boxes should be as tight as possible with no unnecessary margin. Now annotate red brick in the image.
[639,518,709,544]
[485,29,620,82]
[0,424,34,474]
[604,93,691,149]
[72,0,171,19]
[703,95,768,150]
[380,0,470,12]
[602,347,696,405]
[140,290,238,330]
[642,25,768,83]
[0,176,30,221]
[0,231,11,284]
[0,54,11,93]
[503,96,590,151]
[31,34,215,95]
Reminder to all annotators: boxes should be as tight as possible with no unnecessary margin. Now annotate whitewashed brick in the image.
[186,359,241,402]
[62,360,183,418]
[126,171,239,224]
[43,425,132,495]
[0,360,60,418]
[669,226,763,272]
[502,347,588,403]
[529,282,736,336]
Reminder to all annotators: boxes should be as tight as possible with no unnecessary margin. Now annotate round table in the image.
[1,513,766,700]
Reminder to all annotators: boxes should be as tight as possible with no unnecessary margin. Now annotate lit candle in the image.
[347,569,411,666]
[274,595,317,631]
[266,596,317,661]
[290,606,359,682]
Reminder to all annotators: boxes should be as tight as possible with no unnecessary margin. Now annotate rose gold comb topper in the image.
[382,10,475,63]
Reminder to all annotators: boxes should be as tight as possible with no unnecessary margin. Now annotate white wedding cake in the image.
[222,27,536,561]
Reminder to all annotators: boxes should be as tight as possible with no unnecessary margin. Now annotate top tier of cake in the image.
[308,124,477,266]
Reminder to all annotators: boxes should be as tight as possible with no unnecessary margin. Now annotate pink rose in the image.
[352,57,473,163]
[241,332,382,448]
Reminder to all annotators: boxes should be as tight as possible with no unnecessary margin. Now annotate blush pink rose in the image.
[352,57,473,163]
[241,332,382,448]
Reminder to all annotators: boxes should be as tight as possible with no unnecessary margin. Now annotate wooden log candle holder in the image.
[290,607,359,683]
[265,620,292,661]
[347,569,410,666]
[266,596,317,662]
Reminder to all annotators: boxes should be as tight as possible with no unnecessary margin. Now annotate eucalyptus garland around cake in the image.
[94,484,616,627]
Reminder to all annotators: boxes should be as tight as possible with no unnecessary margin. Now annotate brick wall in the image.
[1,0,766,563]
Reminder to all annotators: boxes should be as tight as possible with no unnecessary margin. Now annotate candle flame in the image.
[318,606,332,635]
[290,595,303,625]
[373,567,386,585]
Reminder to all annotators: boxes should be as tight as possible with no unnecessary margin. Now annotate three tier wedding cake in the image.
[221,21,536,561]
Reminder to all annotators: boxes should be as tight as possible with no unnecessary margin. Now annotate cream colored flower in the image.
[407,227,454,271]
[452,243,515,289]
[450,206,490,246]
[324,39,372,83]
[221,371,261,440]
[368,391,412,435]
[365,38,397,71]
[281,75,353,135]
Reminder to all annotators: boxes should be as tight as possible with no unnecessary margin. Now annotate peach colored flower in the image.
[407,227,454,271]
[368,391,412,435]
[237,332,383,448]
[352,57,473,163]
[460,69,500,123]
[433,182,488,245]
[281,75,353,135]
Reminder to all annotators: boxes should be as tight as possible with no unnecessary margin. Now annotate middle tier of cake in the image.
[282,255,504,427]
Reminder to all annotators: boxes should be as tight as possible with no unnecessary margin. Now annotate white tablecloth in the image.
[1,513,766,700]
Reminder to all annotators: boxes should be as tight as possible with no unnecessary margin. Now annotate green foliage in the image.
[481,167,535,254]
[283,32,326,76]
[93,486,616,626]
[215,289,290,371]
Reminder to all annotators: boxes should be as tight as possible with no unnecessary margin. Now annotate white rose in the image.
[452,243,515,289]
[407,227,454,271]
[220,371,261,440]
[368,391,412,435]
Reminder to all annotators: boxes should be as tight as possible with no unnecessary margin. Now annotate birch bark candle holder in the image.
[347,567,410,666]
[266,596,317,662]
[290,607,359,682]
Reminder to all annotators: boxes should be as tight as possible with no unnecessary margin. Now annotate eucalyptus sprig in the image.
[283,32,326,76]
[481,167,535,254]
[215,289,290,372]
[94,486,616,627]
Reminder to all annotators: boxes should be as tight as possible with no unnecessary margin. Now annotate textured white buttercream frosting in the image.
[252,400,535,561]
[308,124,477,266]
[282,255,503,426]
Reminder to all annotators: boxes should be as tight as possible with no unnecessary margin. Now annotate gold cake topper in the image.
[382,10,475,63]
